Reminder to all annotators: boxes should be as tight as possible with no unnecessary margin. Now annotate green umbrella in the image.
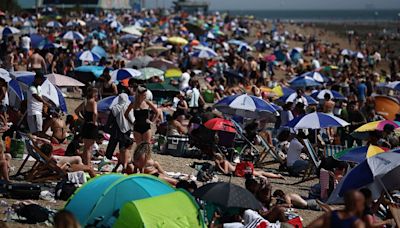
[137,67,164,80]
[146,83,180,100]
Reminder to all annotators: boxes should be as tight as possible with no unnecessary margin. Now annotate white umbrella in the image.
[286,112,349,129]
[45,73,85,87]
[111,68,141,81]
[121,26,142,36]
[46,21,63,28]
[63,31,85,41]
[78,50,100,62]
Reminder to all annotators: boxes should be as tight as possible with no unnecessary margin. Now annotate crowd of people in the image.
[0,6,399,227]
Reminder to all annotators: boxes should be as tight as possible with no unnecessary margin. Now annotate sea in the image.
[211,10,400,23]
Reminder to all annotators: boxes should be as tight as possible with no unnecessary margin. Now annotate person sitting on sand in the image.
[214,153,285,180]
[272,189,320,211]
[133,142,177,185]
[255,181,288,223]
[40,143,96,178]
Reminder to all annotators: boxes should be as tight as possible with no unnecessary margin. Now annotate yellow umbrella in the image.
[167,36,188,45]
[145,46,169,55]
[165,68,182,78]
[354,120,400,132]
[366,145,389,158]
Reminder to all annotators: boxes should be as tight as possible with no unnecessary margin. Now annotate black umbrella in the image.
[193,182,262,210]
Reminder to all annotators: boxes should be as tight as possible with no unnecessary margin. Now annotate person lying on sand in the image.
[214,153,285,180]
[132,142,177,185]
[40,143,96,178]
[272,189,320,211]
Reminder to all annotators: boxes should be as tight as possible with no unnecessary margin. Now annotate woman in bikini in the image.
[125,85,159,144]
[133,142,177,185]
[42,109,68,144]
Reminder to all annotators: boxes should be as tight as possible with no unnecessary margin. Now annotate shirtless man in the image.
[27,49,46,73]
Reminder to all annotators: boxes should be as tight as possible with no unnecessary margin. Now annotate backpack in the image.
[14,204,52,224]
[55,180,78,201]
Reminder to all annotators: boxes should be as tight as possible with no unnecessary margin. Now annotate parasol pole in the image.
[377,177,394,203]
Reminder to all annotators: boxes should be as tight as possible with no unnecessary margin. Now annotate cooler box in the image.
[165,136,189,157]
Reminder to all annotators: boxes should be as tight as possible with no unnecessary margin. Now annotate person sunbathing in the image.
[272,189,320,211]
[42,109,68,144]
[40,143,96,178]
[132,142,177,185]
[214,153,285,180]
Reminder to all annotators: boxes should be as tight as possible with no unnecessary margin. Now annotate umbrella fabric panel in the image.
[339,161,374,196]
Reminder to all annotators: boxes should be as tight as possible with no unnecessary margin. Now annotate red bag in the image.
[234,161,254,177]
[287,217,303,228]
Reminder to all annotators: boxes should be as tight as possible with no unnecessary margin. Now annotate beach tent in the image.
[114,190,205,228]
[65,174,175,227]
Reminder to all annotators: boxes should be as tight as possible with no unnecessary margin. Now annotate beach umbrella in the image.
[97,95,134,112]
[227,39,246,46]
[121,25,142,36]
[311,89,346,100]
[13,74,67,112]
[110,20,123,29]
[289,76,321,88]
[66,19,86,27]
[20,26,37,34]
[0,69,23,102]
[298,71,329,83]
[214,94,279,120]
[127,56,153,69]
[193,182,261,210]
[45,73,85,87]
[74,66,106,83]
[204,118,236,133]
[334,145,389,163]
[78,50,100,62]
[137,68,164,80]
[206,31,216,40]
[165,68,182,78]
[384,81,400,91]
[353,52,365,59]
[281,87,295,97]
[89,30,107,40]
[11,16,24,25]
[46,21,63,28]
[62,31,85,41]
[328,150,400,203]
[30,34,45,49]
[341,49,353,56]
[119,34,140,43]
[151,35,168,44]
[1,26,20,36]
[147,60,176,71]
[238,43,253,52]
[91,46,107,58]
[285,112,349,129]
[281,92,318,106]
[191,49,218,59]
[0,68,11,82]
[354,120,400,132]
[144,46,169,55]
[167,36,188,46]
[146,83,180,99]
[111,68,141,81]
[39,41,62,50]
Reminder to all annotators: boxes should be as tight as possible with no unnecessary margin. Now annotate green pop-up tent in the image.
[114,190,205,228]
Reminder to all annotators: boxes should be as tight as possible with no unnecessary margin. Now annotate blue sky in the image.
[146,0,400,10]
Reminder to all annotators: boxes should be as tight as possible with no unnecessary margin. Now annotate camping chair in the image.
[292,139,320,185]
[13,133,66,182]
[230,119,261,163]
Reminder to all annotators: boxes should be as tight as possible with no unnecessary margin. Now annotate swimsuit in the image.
[330,211,358,228]
[134,109,151,134]
[81,110,98,140]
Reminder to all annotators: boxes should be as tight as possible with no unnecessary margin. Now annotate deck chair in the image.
[324,144,346,158]
[13,133,66,182]
[255,134,284,166]
[230,119,261,158]
[292,138,320,185]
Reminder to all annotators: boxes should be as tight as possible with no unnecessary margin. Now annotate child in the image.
[133,142,177,185]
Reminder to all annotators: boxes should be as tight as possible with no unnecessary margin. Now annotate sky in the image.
[146,0,400,10]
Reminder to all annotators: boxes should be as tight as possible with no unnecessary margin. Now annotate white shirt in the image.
[146,90,153,101]
[27,85,43,116]
[287,138,304,166]
[21,36,31,50]
[189,88,200,108]
[312,59,320,69]
[179,72,190,91]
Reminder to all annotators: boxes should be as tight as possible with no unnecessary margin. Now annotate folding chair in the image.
[292,139,320,185]
[255,134,284,167]
[230,119,261,161]
[324,144,346,158]
[13,133,66,182]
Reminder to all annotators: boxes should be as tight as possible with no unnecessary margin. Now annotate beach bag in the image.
[287,217,303,228]
[55,180,78,201]
[14,204,51,224]
[235,161,254,177]
[7,183,41,199]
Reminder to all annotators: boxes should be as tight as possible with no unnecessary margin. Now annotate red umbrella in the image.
[204,118,236,133]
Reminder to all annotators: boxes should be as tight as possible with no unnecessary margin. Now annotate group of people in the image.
[0,6,399,227]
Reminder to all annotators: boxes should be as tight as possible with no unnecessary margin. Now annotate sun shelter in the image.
[114,190,205,228]
[65,174,175,226]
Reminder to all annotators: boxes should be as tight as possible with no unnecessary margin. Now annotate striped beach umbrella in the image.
[78,51,100,62]
[98,95,134,112]
[285,112,349,129]
[46,21,63,28]
[311,89,346,100]
[191,49,218,59]
[111,68,141,81]
[1,26,20,36]
[289,76,321,88]
[62,31,85,41]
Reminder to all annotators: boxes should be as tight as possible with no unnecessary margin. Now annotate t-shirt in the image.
[21,36,31,50]
[179,72,190,91]
[287,138,304,166]
[357,83,367,100]
[27,85,43,116]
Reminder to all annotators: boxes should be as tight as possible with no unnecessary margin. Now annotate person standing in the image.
[27,49,46,74]
[347,102,366,147]
[75,87,99,165]
[27,73,49,134]
[0,78,8,129]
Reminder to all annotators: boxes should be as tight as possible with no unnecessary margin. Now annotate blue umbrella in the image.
[30,34,44,49]
[97,95,134,112]
[89,31,107,40]
[300,71,329,83]
[280,92,318,106]
[78,50,100,62]
[62,31,84,41]
[91,46,107,58]
[111,68,141,81]
[2,26,20,36]
[311,89,346,100]
[289,76,322,88]
[285,112,349,129]
[227,39,246,46]
[46,21,63,28]
[385,81,400,91]
[120,34,140,43]
[75,66,105,78]
[282,87,295,97]
[214,94,279,120]
[191,49,218,59]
